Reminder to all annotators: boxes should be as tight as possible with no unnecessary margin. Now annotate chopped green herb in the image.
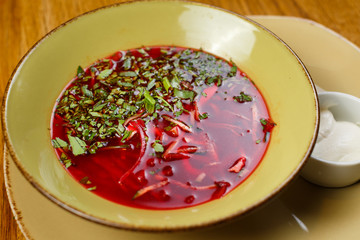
[230,64,237,76]
[152,141,164,153]
[68,135,87,156]
[147,79,156,90]
[198,112,209,120]
[60,152,72,168]
[144,90,155,113]
[260,118,276,132]
[162,77,171,93]
[233,92,252,103]
[118,81,134,88]
[174,89,195,101]
[138,48,148,56]
[122,58,131,70]
[87,186,97,191]
[155,96,174,112]
[206,77,216,85]
[89,111,103,117]
[81,85,93,98]
[121,130,133,142]
[260,119,268,126]
[64,160,72,168]
[170,75,181,89]
[98,69,113,79]
[93,102,107,111]
[117,122,125,133]
[77,66,85,77]
[51,137,68,148]
[53,47,249,156]
[80,176,92,185]
[119,71,137,77]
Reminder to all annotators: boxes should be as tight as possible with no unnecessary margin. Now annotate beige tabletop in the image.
[1,1,360,239]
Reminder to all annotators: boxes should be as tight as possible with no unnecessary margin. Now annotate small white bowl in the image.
[301,91,360,187]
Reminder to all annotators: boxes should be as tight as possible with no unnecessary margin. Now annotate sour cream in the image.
[312,109,360,162]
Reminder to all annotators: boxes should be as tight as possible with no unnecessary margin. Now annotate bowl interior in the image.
[3,1,318,231]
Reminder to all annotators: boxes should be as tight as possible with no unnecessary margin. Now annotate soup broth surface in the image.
[51,46,275,209]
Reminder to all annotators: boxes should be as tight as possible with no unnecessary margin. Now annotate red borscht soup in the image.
[51,47,275,210]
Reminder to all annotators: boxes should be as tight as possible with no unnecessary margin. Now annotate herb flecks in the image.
[60,152,72,168]
[233,92,252,103]
[52,47,240,156]
[198,112,209,120]
[152,140,164,153]
[68,135,87,156]
[87,186,97,191]
[260,118,276,142]
[51,137,68,148]
[80,176,92,185]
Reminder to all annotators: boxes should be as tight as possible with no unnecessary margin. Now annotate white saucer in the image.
[4,16,360,240]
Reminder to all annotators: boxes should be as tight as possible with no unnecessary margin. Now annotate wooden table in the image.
[1,0,359,239]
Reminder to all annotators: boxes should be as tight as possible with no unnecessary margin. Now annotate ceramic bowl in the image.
[2,1,318,231]
[301,91,360,187]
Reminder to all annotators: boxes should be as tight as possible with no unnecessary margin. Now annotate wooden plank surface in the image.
[1,0,359,239]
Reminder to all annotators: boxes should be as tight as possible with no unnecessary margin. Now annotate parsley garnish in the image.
[162,77,171,93]
[51,137,68,148]
[53,47,242,156]
[87,186,97,191]
[198,112,209,120]
[60,152,72,168]
[68,135,87,156]
[233,92,252,103]
[121,130,133,143]
[174,89,195,101]
[144,90,156,114]
[152,141,164,153]
[77,66,85,77]
[80,176,92,185]
[98,69,113,79]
